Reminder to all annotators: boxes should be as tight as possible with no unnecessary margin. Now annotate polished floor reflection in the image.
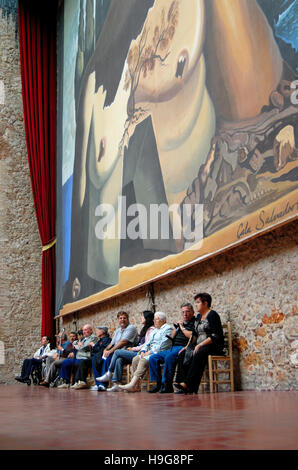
[0,386,297,450]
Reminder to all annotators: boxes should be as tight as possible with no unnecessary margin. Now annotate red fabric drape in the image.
[18,1,57,340]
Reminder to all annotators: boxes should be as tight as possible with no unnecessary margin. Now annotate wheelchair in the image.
[26,360,45,386]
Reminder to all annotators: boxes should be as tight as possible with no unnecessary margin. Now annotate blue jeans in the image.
[94,355,113,388]
[108,349,137,383]
[148,346,184,384]
[59,358,83,382]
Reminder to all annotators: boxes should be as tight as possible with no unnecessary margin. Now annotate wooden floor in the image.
[0,385,297,451]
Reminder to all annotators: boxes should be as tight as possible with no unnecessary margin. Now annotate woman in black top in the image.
[174,293,224,394]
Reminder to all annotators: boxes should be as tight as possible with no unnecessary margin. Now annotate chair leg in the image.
[126,364,130,383]
[146,370,150,391]
[215,361,219,392]
[208,356,213,393]
[230,360,234,392]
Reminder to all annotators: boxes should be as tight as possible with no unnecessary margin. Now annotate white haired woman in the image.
[119,311,173,392]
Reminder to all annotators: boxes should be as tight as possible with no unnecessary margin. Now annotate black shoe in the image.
[174,389,186,394]
[174,382,187,392]
[159,383,174,393]
[15,376,26,383]
[174,382,192,394]
[147,384,161,393]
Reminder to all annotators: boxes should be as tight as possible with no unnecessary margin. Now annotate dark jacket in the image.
[92,334,112,367]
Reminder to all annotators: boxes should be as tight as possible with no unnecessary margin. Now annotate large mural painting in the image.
[56,0,298,315]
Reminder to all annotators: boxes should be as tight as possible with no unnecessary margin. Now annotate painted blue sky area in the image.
[62,175,73,285]
[275,0,298,53]
[62,0,80,185]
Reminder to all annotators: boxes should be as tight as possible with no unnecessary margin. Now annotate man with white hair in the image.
[57,324,97,389]
[119,312,173,392]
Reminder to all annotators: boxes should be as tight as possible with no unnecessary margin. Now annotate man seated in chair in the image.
[95,312,138,391]
[57,324,98,388]
[72,326,112,390]
[15,336,51,385]
[147,303,196,393]
[174,293,224,394]
[42,332,69,381]
[40,331,78,387]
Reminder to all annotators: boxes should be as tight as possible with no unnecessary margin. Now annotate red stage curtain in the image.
[18,0,57,340]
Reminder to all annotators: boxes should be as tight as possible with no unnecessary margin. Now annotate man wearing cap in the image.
[72,326,111,389]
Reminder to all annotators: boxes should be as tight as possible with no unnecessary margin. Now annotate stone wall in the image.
[0,4,42,384]
[60,219,298,391]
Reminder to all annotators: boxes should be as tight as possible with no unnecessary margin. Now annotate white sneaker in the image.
[89,385,99,391]
[106,383,121,392]
[57,382,70,389]
[70,382,79,389]
[76,381,88,389]
[89,384,106,391]
[96,370,112,382]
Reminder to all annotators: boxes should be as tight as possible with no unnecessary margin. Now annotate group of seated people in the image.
[15,292,224,394]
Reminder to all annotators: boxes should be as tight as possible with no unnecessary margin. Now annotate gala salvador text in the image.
[236,200,298,240]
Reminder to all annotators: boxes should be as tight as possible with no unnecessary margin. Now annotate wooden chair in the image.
[201,321,234,393]
[126,364,160,391]
[122,363,131,383]
[144,368,155,391]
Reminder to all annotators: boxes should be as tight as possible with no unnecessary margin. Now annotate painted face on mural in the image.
[88,0,207,196]
[134,0,205,103]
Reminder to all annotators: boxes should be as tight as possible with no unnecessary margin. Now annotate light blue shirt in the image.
[141,323,173,359]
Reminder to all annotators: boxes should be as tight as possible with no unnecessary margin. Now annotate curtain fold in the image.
[18,0,57,340]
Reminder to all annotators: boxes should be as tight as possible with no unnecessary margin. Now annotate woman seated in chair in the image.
[174,293,224,394]
[119,311,173,392]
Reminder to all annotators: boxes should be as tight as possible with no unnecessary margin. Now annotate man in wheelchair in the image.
[15,336,51,386]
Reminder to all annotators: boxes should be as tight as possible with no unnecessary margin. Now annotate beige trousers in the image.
[131,355,149,379]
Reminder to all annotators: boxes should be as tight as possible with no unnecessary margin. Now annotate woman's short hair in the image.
[194,293,212,307]
[154,311,166,321]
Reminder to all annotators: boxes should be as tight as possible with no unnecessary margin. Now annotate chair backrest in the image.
[222,321,233,357]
